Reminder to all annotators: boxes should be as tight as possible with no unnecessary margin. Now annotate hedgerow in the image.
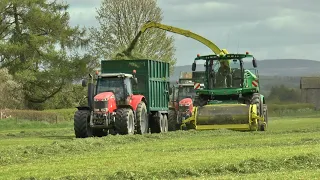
[0,103,317,122]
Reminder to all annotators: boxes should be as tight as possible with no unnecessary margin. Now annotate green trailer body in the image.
[101,59,170,113]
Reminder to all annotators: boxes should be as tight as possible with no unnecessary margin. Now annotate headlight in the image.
[101,108,108,112]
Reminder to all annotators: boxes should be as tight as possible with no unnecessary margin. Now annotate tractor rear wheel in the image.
[168,110,177,131]
[115,108,135,135]
[74,110,92,138]
[136,102,149,134]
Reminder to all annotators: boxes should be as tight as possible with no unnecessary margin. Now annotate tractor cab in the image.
[96,73,137,105]
[81,71,138,113]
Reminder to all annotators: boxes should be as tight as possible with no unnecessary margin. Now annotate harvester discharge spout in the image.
[116,21,230,60]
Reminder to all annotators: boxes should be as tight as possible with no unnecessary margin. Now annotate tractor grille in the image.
[94,100,108,110]
[179,105,189,112]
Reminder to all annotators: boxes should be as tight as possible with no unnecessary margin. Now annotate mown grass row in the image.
[0,103,317,123]
[1,116,320,179]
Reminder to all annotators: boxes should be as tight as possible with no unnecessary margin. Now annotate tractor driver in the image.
[113,82,124,99]
[216,61,232,88]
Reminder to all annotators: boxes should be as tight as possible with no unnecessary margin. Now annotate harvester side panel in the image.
[101,59,170,112]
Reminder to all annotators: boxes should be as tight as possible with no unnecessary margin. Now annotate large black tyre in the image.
[74,110,92,138]
[136,102,149,134]
[162,114,168,133]
[251,93,263,115]
[150,113,161,134]
[115,108,135,135]
[251,93,264,131]
[150,113,168,133]
[168,110,177,131]
[261,105,268,131]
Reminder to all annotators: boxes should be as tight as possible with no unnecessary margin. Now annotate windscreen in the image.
[96,77,124,94]
[178,86,196,101]
[206,59,243,88]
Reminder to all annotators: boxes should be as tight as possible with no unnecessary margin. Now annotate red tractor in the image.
[168,79,204,131]
[74,60,170,138]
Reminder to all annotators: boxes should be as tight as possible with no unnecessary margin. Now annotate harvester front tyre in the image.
[251,93,264,131]
[74,110,92,138]
[115,108,135,135]
[136,102,149,134]
[168,110,177,131]
[251,93,263,115]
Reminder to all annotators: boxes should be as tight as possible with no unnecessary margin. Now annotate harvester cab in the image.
[182,52,268,131]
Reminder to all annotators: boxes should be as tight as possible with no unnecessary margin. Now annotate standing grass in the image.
[0,116,319,179]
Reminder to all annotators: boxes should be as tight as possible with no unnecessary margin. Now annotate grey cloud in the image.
[64,0,320,65]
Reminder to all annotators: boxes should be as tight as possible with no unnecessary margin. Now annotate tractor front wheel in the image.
[74,110,92,138]
[115,108,135,135]
[168,110,177,131]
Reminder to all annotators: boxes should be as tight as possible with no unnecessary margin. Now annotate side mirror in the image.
[192,62,196,71]
[81,79,87,87]
[252,58,257,68]
[133,77,138,85]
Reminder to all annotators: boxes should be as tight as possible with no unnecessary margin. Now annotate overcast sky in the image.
[64,0,320,66]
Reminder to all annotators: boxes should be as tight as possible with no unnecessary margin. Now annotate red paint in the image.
[179,98,194,113]
[94,92,114,101]
[252,80,258,87]
[94,92,117,113]
[108,95,117,113]
[130,95,144,111]
[174,102,179,111]
[194,82,200,89]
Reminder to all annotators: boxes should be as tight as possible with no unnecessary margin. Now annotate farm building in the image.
[300,77,320,110]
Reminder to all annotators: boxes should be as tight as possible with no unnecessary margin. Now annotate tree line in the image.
[0,0,176,110]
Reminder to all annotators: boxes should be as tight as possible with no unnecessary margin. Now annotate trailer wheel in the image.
[150,113,161,133]
[136,102,149,134]
[115,108,135,135]
[74,110,92,138]
[168,110,177,131]
[162,114,168,133]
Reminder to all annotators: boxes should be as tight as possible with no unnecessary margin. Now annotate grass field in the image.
[1,114,320,179]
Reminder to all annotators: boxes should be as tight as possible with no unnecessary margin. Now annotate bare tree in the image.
[90,0,176,70]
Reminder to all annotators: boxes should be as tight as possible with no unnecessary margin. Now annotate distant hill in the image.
[170,59,320,95]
